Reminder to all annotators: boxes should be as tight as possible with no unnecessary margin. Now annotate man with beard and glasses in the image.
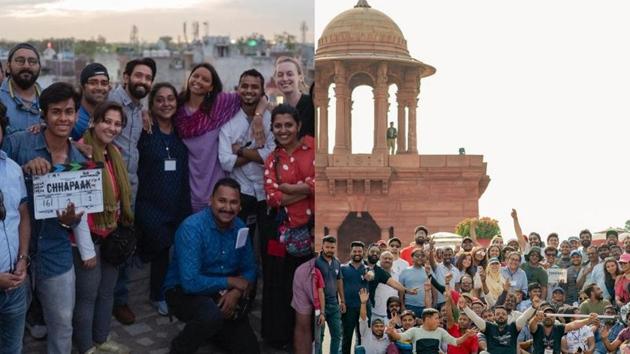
[109,57,156,325]
[219,69,274,260]
[401,225,429,265]
[464,298,536,354]
[529,304,596,354]
[0,43,42,135]
[163,177,259,354]
[592,305,623,354]
[71,63,111,140]
[577,246,606,298]
[315,235,345,354]
[579,283,611,315]
[341,241,368,354]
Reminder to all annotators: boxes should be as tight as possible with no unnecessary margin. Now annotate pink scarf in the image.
[175,92,241,139]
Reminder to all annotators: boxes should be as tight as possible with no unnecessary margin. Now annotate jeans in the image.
[0,283,27,354]
[113,262,129,306]
[405,304,425,318]
[320,302,342,354]
[36,267,75,354]
[73,246,119,353]
[341,306,360,354]
[166,287,260,354]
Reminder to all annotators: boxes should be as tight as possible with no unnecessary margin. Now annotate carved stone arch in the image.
[348,71,375,91]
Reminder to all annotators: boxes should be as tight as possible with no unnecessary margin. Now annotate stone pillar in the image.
[347,97,353,152]
[333,61,349,154]
[396,92,406,154]
[372,62,388,155]
[408,97,418,153]
[316,92,329,154]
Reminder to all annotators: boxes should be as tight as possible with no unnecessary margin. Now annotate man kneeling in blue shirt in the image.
[163,177,259,354]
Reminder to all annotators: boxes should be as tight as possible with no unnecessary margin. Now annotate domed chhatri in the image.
[314,0,490,255]
[317,0,434,75]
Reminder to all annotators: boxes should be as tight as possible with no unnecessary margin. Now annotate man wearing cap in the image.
[0,43,42,135]
[614,253,630,305]
[71,63,111,140]
[568,236,580,252]
[517,282,543,312]
[357,288,390,354]
[529,303,597,354]
[549,288,565,312]
[109,57,156,325]
[400,225,428,265]
[562,250,584,306]
[520,246,548,297]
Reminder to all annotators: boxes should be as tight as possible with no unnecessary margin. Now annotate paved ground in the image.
[22,261,293,354]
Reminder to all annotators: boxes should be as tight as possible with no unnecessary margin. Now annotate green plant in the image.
[455,217,501,239]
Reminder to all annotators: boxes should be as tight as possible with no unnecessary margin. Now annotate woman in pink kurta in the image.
[175,63,266,211]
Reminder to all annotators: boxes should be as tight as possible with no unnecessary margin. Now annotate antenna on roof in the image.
[355,0,371,8]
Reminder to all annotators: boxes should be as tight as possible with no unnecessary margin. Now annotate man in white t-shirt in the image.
[358,288,389,354]
[373,251,399,322]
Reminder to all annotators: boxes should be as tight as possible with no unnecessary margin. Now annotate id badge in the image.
[510,280,517,287]
[164,159,176,171]
[544,349,553,354]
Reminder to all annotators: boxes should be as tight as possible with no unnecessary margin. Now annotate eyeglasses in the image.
[13,57,39,66]
[546,253,556,257]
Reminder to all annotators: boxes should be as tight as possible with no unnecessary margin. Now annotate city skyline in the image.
[0,0,313,43]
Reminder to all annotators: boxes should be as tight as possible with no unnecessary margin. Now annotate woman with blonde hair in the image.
[480,257,507,306]
[273,56,313,138]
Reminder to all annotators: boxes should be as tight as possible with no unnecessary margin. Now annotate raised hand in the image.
[359,288,369,304]
[531,294,541,309]
[445,272,453,284]
[535,310,545,322]
[600,326,609,339]
[503,278,511,292]
[511,209,518,219]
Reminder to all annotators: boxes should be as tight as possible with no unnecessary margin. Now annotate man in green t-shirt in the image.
[579,283,611,315]
[386,122,397,155]
[521,246,548,296]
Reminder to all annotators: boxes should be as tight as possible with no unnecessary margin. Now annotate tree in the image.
[625,219,630,231]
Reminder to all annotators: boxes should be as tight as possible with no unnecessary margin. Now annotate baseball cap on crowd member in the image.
[619,253,630,264]
[607,230,619,238]
[525,246,542,261]
[488,257,500,265]
[568,236,580,242]
[552,287,564,294]
[80,63,110,86]
[570,250,582,258]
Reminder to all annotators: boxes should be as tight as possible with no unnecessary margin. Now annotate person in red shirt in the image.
[400,225,429,265]
[444,289,479,354]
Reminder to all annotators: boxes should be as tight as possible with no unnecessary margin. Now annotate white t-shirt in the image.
[565,326,593,353]
[373,281,399,318]
[358,317,390,354]
[392,258,409,279]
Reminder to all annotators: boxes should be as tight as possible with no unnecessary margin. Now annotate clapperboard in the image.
[32,162,104,220]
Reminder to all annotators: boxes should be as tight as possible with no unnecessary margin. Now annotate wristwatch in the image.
[17,254,30,266]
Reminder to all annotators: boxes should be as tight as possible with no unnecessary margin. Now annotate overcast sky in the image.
[0,0,313,42]
[316,0,630,239]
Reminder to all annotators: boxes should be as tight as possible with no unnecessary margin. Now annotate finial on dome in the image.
[355,0,371,8]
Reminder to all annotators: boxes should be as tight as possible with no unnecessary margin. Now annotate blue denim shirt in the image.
[163,208,257,295]
[0,79,41,136]
[109,85,143,205]
[0,151,28,273]
[70,105,90,141]
[2,129,86,279]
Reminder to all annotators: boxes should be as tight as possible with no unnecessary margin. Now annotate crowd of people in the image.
[0,42,315,354]
[307,211,630,354]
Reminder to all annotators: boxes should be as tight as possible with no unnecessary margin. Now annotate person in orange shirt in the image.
[400,226,429,265]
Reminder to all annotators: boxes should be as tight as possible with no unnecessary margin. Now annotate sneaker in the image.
[26,322,47,339]
[96,340,130,354]
[152,300,169,316]
[112,304,135,325]
[84,347,98,354]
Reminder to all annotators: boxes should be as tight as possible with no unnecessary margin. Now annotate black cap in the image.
[8,43,40,63]
[80,63,109,86]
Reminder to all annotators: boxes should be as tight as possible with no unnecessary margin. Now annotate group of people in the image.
[0,42,315,354]
[309,210,630,354]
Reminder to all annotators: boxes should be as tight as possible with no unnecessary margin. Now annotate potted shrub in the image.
[455,217,501,247]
